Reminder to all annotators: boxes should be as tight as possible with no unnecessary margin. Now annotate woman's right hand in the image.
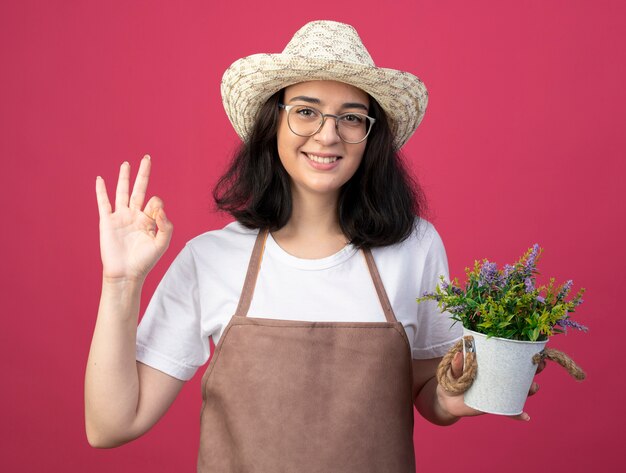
[95,155,173,282]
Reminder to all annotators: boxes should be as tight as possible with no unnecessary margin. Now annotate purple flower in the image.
[478,261,501,288]
[440,280,450,291]
[556,317,588,333]
[557,280,574,299]
[446,305,467,314]
[451,286,463,295]
[525,277,535,293]
[421,291,442,301]
[503,264,515,278]
[525,244,540,270]
[536,295,545,303]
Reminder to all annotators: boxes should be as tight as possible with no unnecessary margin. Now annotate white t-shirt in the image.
[136,218,462,381]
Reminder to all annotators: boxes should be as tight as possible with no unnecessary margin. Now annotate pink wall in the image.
[1,1,624,471]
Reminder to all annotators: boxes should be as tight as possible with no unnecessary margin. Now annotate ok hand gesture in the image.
[95,155,173,282]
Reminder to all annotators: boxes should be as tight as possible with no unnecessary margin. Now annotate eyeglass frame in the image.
[278,103,376,144]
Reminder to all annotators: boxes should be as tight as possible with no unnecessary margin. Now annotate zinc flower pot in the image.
[419,245,587,413]
[462,327,547,415]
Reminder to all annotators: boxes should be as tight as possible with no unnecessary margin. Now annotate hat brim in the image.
[221,53,428,150]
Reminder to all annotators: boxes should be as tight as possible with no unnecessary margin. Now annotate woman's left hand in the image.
[436,352,547,421]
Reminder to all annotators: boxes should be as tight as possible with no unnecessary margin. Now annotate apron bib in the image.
[198,229,416,472]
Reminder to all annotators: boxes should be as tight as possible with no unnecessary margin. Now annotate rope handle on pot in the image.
[436,335,586,396]
[436,336,478,396]
[532,348,586,381]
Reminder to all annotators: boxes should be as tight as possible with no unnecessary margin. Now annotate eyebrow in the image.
[288,95,369,112]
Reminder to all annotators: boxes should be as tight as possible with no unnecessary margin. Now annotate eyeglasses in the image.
[278,104,376,144]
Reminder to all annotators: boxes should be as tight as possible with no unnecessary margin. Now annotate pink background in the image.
[1,1,624,471]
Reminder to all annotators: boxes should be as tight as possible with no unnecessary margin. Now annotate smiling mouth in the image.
[304,153,342,164]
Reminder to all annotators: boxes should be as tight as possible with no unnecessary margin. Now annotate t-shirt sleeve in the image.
[412,226,463,359]
[136,243,209,381]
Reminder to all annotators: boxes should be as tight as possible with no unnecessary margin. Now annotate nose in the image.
[313,115,341,145]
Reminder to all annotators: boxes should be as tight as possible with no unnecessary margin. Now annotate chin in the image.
[296,181,344,197]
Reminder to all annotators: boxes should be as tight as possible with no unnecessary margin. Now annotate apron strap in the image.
[362,248,397,323]
[234,228,270,318]
[235,228,398,323]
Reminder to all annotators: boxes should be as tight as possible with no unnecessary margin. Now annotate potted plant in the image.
[417,244,587,415]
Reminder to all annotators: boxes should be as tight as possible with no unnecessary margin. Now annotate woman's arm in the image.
[85,279,184,447]
[412,357,459,426]
[84,156,181,448]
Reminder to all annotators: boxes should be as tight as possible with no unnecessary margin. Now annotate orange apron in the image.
[198,228,415,472]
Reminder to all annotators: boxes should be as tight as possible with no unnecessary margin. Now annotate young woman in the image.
[85,20,541,471]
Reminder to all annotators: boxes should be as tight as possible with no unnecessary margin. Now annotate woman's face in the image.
[277,80,369,200]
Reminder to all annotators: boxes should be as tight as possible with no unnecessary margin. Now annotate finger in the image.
[155,207,173,250]
[115,161,131,211]
[129,155,151,210]
[536,359,547,374]
[459,404,486,417]
[528,382,539,397]
[95,176,112,217]
[509,412,531,421]
[450,351,464,379]
[143,195,164,220]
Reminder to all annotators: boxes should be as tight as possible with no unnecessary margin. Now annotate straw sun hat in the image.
[221,20,428,150]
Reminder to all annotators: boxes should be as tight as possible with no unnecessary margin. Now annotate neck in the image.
[271,187,348,258]
[286,186,343,237]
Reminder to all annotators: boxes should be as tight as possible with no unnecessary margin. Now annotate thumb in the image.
[144,195,164,220]
[450,351,464,379]
[155,207,173,249]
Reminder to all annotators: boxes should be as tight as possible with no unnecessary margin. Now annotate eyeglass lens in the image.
[287,106,371,143]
